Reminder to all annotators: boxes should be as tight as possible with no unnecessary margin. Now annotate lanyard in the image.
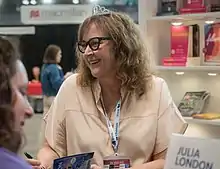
[102,100,121,154]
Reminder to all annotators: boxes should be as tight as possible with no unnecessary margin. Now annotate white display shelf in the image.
[0,26,35,35]
[184,117,220,126]
[156,66,220,72]
[147,12,220,22]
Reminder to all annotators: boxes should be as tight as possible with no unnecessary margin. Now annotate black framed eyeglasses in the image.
[77,37,112,54]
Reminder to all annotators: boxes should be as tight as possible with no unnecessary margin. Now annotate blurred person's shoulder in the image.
[0,148,32,169]
[41,63,56,72]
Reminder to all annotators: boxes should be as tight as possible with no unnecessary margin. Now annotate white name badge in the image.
[164,134,220,169]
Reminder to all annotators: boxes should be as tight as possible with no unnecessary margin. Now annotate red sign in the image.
[30,10,40,18]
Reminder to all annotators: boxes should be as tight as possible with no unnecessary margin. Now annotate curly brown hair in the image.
[0,37,21,153]
[76,12,153,97]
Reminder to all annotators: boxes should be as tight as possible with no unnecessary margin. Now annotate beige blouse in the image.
[44,74,187,167]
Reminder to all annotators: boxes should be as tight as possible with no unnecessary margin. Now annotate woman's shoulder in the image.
[150,75,172,104]
[58,73,85,93]
[0,148,32,169]
[147,75,168,97]
[62,73,78,86]
[152,75,166,87]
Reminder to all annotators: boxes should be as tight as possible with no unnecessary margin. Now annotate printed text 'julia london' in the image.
[175,147,214,169]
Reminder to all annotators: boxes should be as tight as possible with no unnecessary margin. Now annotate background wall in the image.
[20,24,79,80]
[158,72,220,113]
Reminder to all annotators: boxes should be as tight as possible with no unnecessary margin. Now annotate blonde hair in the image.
[76,12,153,97]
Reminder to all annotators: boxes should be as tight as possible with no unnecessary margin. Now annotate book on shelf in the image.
[204,23,220,65]
[187,24,201,66]
[179,0,220,13]
[206,0,220,12]
[170,25,189,58]
[192,113,220,120]
[179,0,206,14]
[163,57,187,63]
[177,91,210,117]
[156,0,220,16]
[162,62,186,66]
[156,0,179,16]
[179,6,206,14]
[161,25,188,66]
[161,24,201,67]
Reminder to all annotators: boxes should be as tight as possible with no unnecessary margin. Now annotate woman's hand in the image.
[26,159,45,169]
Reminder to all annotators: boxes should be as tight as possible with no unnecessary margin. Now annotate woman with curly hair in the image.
[29,10,187,169]
[0,37,34,168]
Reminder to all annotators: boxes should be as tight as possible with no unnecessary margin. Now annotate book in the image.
[178,91,210,117]
[164,134,220,169]
[171,25,189,59]
[157,0,179,16]
[206,0,220,12]
[192,113,220,120]
[179,7,206,14]
[53,152,94,169]
[180,0,206,14]
[204,23,220,64]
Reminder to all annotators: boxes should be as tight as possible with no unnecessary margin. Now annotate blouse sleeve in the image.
[44,87,67,157]
[44,74,78,157]
[153,79,188,158]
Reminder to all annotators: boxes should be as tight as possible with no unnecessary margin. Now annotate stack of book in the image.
[157,0,220,16]
[179,0,206,14]
[162,57,186,66]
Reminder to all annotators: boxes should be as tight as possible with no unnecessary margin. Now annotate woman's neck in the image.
[99,77,121,114]
[99,77,121,95]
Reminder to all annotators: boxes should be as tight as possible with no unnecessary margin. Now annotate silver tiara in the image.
[92,5,111,15]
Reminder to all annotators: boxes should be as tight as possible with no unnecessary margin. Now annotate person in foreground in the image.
[0,37,34,168]
[28,9,188,169]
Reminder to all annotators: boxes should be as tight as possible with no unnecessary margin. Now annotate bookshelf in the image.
[156,65,220,72]
[148,11,220,22]
[139,0,220,138]
[138,1,220,71]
